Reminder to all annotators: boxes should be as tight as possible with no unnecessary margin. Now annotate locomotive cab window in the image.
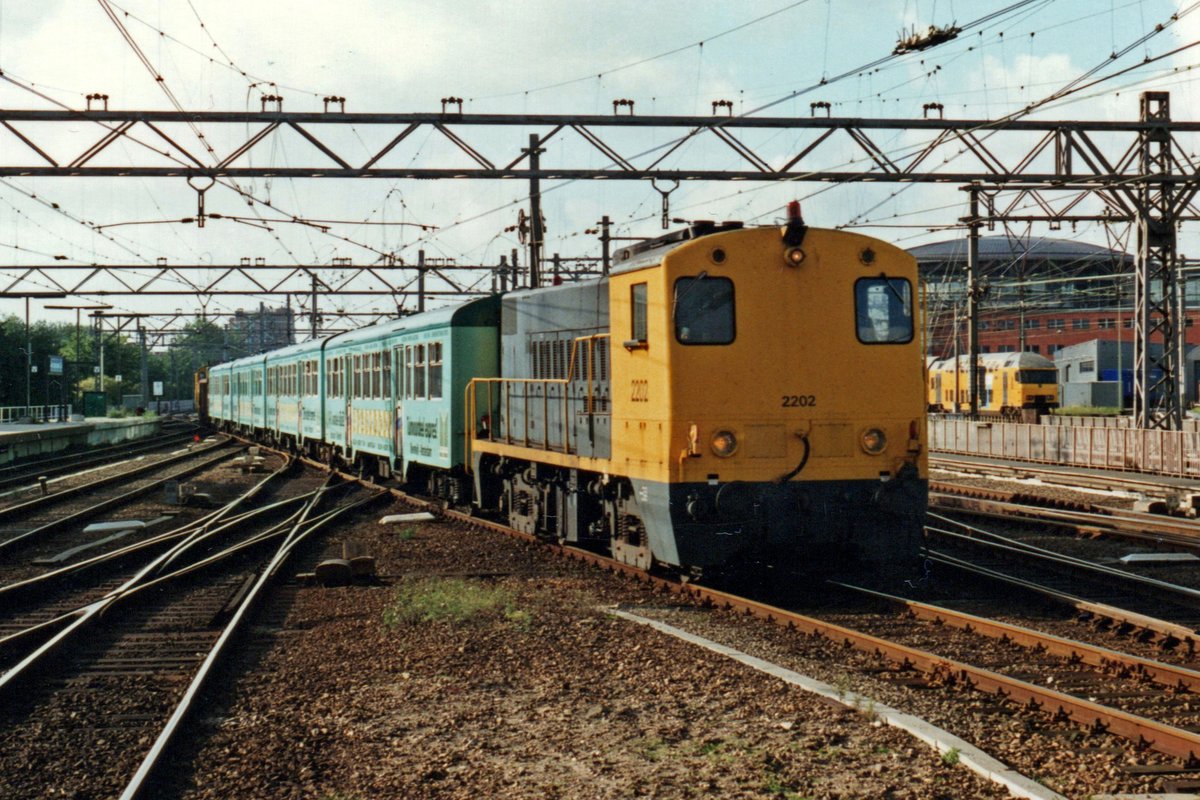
[673,275,734,345]
[631,283,648,343]
[1018,369,1057,384]
[855,277,913,344]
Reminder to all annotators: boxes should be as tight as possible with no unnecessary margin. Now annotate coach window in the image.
[352,355,361,398]
[413,344,427,398]
[383,350,392,399]
[855,277,913,344]
[372,352,382,398]
[631,283,648,344]
[673,275,735,345]
[429,342,443,399]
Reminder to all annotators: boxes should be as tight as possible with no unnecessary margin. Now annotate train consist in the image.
[201,209,929,576]
[927,352,1059,419]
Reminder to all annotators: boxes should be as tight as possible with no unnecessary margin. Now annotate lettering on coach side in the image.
[406,419,438,438]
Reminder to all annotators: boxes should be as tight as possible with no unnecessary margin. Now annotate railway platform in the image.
[0,416,161,467]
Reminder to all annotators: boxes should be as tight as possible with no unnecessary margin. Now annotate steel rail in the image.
[0,443,239,554]
[236,436,1200,761]
[0,430,201,492]
[928,489,1200,549]
[927,515,1200,611]
[0,463,307,602]
[0,454,295,690]
[119,483,382,800]
[0,436,228,532]
[930,455,1200,496]
[0,494,321,656]
[924,549,1197,649]
[832,582,1200,693]
[0,425,198,478]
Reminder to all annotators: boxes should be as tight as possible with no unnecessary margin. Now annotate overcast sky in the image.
[0,0,1197,333]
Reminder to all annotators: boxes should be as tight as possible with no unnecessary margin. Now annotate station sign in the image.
[48,355,63,375]
[153,381,164,397]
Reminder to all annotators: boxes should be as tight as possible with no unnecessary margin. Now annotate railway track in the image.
[931,454,1200,503]
[228,437,1200,774]
[0,437,236,559]
[0,424,202,493]
[0,458,384,800]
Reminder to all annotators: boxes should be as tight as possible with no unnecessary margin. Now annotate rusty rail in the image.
[238,433,1200,763]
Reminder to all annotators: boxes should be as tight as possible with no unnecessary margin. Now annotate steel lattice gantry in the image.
[1,93,1197,426]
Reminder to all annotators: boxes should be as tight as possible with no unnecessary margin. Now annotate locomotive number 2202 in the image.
[781,394,816,407]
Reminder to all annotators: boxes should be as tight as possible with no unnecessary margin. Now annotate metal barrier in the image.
[930,417,1200,478]
[0,405,73,424]
[1042,414,1200,432]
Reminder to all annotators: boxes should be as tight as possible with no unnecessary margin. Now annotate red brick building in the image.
[912,236,1199,359]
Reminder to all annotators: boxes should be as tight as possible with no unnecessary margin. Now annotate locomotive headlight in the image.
[710,429,739,458]
[860,428,888,455]
[783,246,806,267]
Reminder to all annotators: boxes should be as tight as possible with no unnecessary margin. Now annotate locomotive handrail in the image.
[464,333,611,472]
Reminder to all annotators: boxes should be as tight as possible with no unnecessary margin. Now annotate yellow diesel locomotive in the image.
[927,352,1059,419]
[469,209,928,576]
[205,208,929,578]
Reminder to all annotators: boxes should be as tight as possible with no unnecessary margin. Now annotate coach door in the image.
[345,355,355,451]
[392,345,405,473]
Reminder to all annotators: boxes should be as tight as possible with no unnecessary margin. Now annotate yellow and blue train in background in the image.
[202,211,929,577]
[927,352,1059,419]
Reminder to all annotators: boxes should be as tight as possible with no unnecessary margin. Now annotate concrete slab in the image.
[0,417,161,467]
[83,520,147,534]
[1120,552,1200,564]
[380,512,435,525]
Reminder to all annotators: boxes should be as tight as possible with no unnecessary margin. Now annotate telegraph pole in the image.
[599,215,612,275]
[24,297,31,410]
[526,134,545,288]
[418,249,426,313]
[965,186,983,418]
[310,273,320,340]
[138,321,149,407]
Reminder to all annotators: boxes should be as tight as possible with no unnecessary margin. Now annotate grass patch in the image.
[382,577,528,628]
[635,736,669,762]
[689,737,753,762]
[941,746,961,766]
[397,526,416,541]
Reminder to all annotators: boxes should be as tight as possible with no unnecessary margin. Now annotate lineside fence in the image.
[0,405,73,424]
[929,417,1200,478]
[1042,415,1200,432]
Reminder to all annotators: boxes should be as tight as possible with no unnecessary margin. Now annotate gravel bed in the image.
[0,462,330,799]
[161,506,1031,800]
[632,603,1185,799]
[0,451,283,586]
[930,470,1138,510]
[931,512,1200,601]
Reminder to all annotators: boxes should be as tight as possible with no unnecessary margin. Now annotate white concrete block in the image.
[380,512,436,525]
[83,520,146,533]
